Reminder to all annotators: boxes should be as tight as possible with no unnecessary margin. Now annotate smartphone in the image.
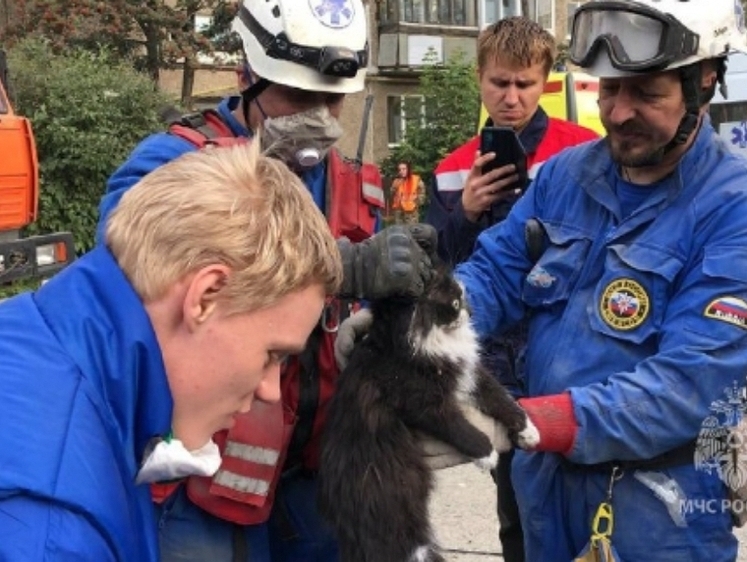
[480,126,528,191]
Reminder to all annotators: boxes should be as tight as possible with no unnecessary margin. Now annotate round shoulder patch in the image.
[599,278,650,331]
[308,0,356,29]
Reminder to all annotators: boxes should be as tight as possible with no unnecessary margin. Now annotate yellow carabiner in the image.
[591,501,614,541]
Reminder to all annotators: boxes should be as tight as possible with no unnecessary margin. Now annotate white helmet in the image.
[231,0,368,93]
[569,0,747,78]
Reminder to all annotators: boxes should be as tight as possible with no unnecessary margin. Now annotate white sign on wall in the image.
[407,35,443,66]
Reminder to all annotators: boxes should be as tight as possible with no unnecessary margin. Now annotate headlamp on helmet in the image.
[238,5,368,79]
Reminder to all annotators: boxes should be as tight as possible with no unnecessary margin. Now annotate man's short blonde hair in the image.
[478,17,557,76]
[106,142,342,314]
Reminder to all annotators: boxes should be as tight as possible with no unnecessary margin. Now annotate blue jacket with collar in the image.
[455,118,747,560]
[0,246,172,561]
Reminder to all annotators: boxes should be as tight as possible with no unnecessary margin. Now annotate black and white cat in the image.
[318,268,539,562]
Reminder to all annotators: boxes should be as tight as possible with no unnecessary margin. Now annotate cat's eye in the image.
[451,299,460,310]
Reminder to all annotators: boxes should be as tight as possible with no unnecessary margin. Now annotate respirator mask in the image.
[261,105,343,169]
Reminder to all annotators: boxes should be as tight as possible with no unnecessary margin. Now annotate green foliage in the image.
[381,50,480,217]
[7,38,172,253]
[2,0,233,83]
[0,278,41,299]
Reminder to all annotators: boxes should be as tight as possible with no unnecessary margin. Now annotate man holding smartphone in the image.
[425,16,598,562]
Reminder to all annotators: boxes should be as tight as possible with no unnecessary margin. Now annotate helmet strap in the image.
[240,76,271,133]
[664,63,702,152]
[717,58,728,99]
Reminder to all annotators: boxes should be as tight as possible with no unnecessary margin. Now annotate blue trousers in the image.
[512,450,737,561]
[155,474,339,562]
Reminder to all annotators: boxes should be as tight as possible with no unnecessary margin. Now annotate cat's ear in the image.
[422,262,456,296]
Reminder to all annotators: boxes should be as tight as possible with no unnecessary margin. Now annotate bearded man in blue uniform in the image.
[420,0,747,559]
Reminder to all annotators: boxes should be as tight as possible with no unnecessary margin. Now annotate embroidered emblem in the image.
[599,278,650,330]
[527,266,556,288]
[309,0,355,29]
[704,296,747,330]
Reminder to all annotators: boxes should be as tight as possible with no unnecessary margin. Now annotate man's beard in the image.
[607,136,667,168]
[605,122,667,168]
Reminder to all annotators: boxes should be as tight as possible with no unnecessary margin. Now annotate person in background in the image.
[425,16,598,562]
[391,160,425,224]
[96,1,438,560]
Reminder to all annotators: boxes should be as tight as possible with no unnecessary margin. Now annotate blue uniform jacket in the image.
[97,97,334,240]
[0,246,172,561]
[457,117,747,464]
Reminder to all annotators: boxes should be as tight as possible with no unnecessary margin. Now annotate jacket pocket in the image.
[686,245,747,338]
[521,221,592,309]
[590,243,684,344]
[702,245,747,283]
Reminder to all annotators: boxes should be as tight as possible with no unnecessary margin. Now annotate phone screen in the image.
[480,126,529,190]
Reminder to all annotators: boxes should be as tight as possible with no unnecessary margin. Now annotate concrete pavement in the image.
[429,463,747,561]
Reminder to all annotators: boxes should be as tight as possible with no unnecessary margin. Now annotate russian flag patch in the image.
[704,296,747,329]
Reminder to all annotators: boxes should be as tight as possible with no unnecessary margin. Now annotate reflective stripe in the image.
[213,469,270,496]
[224,441,280,466]
[440,163,544,186]
[363,181,384,205]
[528,161,545,180]
[436,170,468,192]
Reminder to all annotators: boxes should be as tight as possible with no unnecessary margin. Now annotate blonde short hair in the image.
[478,17,557,76]
[106,142,342,314]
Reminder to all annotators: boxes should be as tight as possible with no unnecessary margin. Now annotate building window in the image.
[387,95,426,145]
[380,0,478,27]
[380,0,399,23]
[536,0,554,32]
[522,0,554,33]
[482,0,520,28]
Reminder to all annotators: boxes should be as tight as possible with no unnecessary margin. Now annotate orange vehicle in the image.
[0,49,74,283]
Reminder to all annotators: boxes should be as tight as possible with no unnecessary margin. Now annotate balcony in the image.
[376,0,479,70]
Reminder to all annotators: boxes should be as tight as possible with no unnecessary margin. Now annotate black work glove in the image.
[338,224,438,300]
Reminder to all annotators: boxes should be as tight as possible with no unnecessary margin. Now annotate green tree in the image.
[382,50,480,219]
[7,38,172,252]
[1,0,236,106]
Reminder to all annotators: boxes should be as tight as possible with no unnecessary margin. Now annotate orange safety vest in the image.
[151,110,384,525]
[392,174,422,213]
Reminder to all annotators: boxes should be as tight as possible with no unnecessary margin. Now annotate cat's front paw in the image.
[473,449,498,471]
[516,420,540,450]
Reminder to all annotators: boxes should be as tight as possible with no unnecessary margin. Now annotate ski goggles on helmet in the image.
[569,1,700,73]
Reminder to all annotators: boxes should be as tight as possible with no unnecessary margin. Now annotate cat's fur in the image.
[318,269,539,562]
